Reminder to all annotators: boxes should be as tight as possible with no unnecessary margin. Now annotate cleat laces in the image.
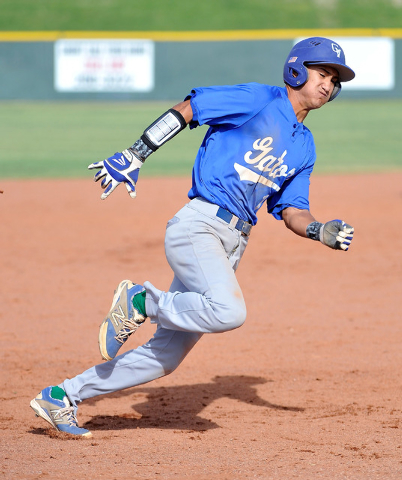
[53,406,79,427]
[115,318,143,344]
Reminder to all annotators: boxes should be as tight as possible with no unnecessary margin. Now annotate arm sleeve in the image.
[185,83,274,129]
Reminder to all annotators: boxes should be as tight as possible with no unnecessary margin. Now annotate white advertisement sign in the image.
[54,39,154,92]
[296,37,395,91]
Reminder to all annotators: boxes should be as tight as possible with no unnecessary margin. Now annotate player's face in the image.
[301,65,339,109]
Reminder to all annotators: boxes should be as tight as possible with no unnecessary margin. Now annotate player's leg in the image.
[31,276,203,435]
[63,326,202,408]
[99,198,249,360]
[145,198,249,333]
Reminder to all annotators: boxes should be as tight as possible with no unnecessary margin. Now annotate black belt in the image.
[216,207,252,236]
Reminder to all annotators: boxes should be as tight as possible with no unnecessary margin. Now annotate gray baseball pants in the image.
[63,197,250,408]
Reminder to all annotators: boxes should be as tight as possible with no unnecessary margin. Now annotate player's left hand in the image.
[320,219,354,251]
[88,149,143,200]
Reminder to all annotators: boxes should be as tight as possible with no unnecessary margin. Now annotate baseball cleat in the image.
[30,386,92,437]
[98,280,147,361]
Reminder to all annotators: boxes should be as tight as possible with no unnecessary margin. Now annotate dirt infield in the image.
[1,172,401,480]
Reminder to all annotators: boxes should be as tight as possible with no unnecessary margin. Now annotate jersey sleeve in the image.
[186,83,276,129]
[267,150,316,220]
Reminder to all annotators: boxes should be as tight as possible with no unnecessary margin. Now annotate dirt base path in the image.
[1,173,401,479]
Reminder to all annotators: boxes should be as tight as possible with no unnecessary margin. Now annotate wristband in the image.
[306,221,324,241]
[129,139,153,161]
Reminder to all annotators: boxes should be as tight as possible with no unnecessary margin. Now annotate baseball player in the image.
[31,37,355,437]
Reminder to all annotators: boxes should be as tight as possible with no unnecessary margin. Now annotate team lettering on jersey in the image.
[234,136,296,190]
[244,137,295,178]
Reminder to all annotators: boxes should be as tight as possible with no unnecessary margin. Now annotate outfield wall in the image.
[1,30,402,100]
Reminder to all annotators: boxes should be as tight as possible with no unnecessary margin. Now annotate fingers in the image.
[94,170,106,182]
[100,172,114,190]
[336,222,354,251]
[125,182,137,199]
[88,161,108,183]
[91,165,108,183]
[322,219,355,251]
[88,161,104,170]
[337,230,354,241]
[100,180,136,200]
[338,240,350,251]
[89,153,142,200]
[100,177,108,188]
[100,181,119,200]
[339,220,354,232]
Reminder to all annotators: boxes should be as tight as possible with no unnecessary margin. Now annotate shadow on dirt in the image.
[82,375,304,432]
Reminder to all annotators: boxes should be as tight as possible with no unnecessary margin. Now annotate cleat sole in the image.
[30,399,57,430]
[98,321,113,361]
[30,399,93,437]
[98,280,133,362]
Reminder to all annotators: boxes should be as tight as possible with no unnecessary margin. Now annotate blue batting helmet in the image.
[283,37,355,101]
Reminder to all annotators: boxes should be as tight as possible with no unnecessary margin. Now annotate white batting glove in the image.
[320,219,354,251]
[88,149,143,200]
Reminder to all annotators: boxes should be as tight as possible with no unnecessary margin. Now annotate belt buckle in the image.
[217,206,251,236]
[236,219,251,236]
[241,222,252,236]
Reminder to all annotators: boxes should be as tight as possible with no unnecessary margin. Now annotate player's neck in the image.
[286,85,309,123]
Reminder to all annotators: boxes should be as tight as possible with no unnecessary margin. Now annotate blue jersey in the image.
[186,83,316,225]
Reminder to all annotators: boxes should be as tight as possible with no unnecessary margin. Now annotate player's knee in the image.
[228,303,247,330]
[162,361,179,376]
[213,299,247,332]
[161,331,202,375]
[161,351,190,375]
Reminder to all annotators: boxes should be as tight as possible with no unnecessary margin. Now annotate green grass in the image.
[304,99,402,173]
[0,100,401,179]
[1,0,402,30]
[0,101,206,178]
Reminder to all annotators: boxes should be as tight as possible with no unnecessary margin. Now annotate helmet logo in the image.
[331,43,342,58]
[288,56,298,63]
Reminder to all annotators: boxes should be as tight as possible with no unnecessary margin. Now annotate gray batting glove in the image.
[320,219,354,251]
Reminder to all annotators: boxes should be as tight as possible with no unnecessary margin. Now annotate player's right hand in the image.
[88,149,143,200]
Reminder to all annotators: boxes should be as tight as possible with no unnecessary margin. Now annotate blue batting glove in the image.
[88,149,143,200]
